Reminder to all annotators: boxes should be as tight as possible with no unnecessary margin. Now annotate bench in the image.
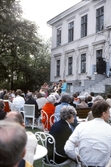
[76,107,91,118]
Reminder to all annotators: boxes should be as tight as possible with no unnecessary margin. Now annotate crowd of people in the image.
[0,80,111,167]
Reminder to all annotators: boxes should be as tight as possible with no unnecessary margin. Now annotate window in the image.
[96,50,102,73]
[96,50,102,58]
[57,28,61,46]
[96,6,104,32]
[68,57,73,75]
[56,60,60,76]
[81,53,86,73]
[81,15,87,38]
[68,21,74,42]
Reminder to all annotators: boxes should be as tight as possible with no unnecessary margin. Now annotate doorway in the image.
[96,50,106,74]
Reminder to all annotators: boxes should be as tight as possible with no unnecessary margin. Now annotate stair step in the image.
[80,77,111,95]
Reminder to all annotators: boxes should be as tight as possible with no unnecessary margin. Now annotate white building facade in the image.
[47,0,111,92]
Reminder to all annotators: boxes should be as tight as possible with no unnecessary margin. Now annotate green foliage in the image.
[103,85,111,99]
[0,0,50,91]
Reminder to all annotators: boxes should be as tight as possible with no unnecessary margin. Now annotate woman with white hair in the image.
[49,105,76,163]
[42,95,56,131]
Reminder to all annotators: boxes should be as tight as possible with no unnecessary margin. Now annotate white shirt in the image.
[13,95,25,109]
[36,97,47,109]
[24,131,37,165]
[64,118,111,166]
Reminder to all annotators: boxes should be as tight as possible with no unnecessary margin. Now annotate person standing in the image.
[61,79,67,93]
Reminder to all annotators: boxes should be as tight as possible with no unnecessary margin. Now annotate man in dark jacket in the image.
[0,99,7,120]
[25,92,39,124]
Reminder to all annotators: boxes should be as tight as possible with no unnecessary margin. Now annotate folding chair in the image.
[35,132,71,167]
[11,103,25,123]
[24,104,35,129]
[41,110,49,132]
[50,113,60,127]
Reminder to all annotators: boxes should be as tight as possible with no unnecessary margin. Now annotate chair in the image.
[75,139,110,167]
[50,114,60,127]
[24,104,35,129]
[34,132,71,167]
[41,110,49,132]
[76,108,91,118]
[4,101,11,112]
[10,103,25,123]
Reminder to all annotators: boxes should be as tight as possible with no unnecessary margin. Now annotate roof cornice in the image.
[47,0,90,26]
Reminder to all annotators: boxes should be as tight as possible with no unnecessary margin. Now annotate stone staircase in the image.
[80,77,111,95]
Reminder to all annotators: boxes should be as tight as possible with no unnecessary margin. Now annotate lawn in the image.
[26,127,71,167]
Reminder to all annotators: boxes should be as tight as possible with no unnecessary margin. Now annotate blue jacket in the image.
[61,83,67,92]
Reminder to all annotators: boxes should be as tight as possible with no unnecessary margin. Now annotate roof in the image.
[47,0,91,26]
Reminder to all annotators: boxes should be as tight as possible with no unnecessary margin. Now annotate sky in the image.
[20,0,81,39]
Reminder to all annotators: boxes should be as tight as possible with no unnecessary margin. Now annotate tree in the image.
[0,0,50,91]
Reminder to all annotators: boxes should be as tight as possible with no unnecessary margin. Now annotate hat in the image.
[84,92,90,98]
[78,96,85,101]
[47,95,56,104]
[51,92,60,100]
[51,92,60,103]
[94,95,103,102]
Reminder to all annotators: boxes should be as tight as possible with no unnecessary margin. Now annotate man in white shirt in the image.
[64,100,111,166]
[13,89,25,110]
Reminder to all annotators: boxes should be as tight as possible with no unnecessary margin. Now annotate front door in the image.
[96,50,106,74]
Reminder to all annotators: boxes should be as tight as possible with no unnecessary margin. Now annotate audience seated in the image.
[0,99,7,120]
[5,111,37,165]
[25,92,39,125]
[64,100,111,166]
[73,93,80,106]
[54,93,71,117]
[0,120,27,167]
[87,96,93,107]
[42,95,56,131]
[49,105,76,163]
[3,93,12,110]
[3,101,11,112]
[69,95,76,108]
[76,96,88,108]
[51,92,61,106]
[13,89,25,111]
[0,89,7,99]
[106,93,111,107]
[87,95,104,121]
[54,92,78,129]
[36,92,47,114]
[90,92,96,102]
